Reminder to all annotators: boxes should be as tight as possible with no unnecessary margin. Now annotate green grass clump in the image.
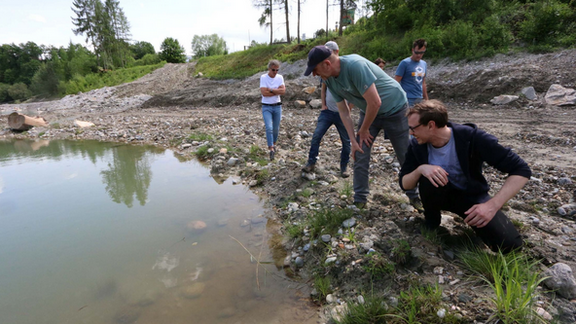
[194,145,214,160]
[333,294,397,324]
[396,284,463,324]
[255,169,269,184]
[299,188,314,198]
[483,252,548,324]
[339,181,353,197]
[248,145,268,166]
[308,207,355,239]
[363,252,395,278]
[283,220,304,239]
[313,275,331,303]
[391,240,411,265]
[187,132,213,142]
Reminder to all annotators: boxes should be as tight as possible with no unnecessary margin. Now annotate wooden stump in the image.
[8,112,47,131]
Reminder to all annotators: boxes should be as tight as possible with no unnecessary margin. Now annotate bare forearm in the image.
[422,80,428,100]
[488,175,529,209]
[401,169,422,190]
[338,102,356,143]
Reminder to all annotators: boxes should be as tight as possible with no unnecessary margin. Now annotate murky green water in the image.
[0,140,316,324]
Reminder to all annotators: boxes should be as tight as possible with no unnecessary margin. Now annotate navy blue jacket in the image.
[399,122,531,197]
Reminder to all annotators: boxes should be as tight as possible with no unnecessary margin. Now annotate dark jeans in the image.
[354,106,418,202]
[307,110,351,170]
[419,177,523,253]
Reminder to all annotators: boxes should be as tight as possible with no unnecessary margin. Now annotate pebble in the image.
[321,234,331,243]
[303,243,310,252]
[342,218,356,228]
[295,257,304,268]
[325,257,337,264]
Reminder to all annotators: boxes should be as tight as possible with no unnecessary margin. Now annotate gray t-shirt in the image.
[325,89,339,112]
[427,128,466,190]
[325,54,407,116]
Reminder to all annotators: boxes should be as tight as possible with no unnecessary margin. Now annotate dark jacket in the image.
[399,122,531,197]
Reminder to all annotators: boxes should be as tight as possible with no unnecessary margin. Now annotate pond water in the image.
[0,140,316,324]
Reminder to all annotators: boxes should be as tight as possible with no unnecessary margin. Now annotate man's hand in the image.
[357,128,374,148]
[418,164,449,187]
[321,104,328,110]
[351,141,363,161]
[464,200,498,228]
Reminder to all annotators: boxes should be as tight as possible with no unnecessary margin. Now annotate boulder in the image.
[294,100,307,108]
[303,86,316,94]
[309,99,322,109]
[545,84,576,106]
[490,95,519,105]
[521,86,537,100]
[543,263,576,299]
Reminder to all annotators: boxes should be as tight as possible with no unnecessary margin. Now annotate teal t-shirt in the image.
[325,54,407,116]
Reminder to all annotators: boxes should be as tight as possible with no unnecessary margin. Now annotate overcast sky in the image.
[0,0,368,55]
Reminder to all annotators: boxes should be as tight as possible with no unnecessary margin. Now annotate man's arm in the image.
[274,84,286,95]
[260,87,274,96]
[394,75,402,83]
[321,83,328,110]
[358,84,380,147]
[337,100,362,160]
[422,78,428,100]
[402,164,449,190]
[464,175,529,228]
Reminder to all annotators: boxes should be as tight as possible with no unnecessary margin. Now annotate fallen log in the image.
[8,112,47,131]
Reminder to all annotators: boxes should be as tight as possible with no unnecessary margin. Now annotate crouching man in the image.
[399,100,530,253]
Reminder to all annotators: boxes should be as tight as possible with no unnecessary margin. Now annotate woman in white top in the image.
[259,60,286,160]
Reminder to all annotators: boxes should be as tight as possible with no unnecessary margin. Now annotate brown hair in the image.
[374,58,386,65]
[406,99,448,128]
[412,38,427,49]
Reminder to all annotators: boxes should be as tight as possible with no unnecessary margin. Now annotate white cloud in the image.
[28,14,46,23]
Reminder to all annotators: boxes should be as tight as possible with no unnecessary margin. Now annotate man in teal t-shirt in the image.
[304,45,421,209]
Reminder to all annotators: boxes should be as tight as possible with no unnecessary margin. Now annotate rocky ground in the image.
[1,49,576,323]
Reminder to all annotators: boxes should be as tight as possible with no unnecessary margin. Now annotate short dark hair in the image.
[406,99,448,128]
[374,58,386,65]
[412,38,427,49]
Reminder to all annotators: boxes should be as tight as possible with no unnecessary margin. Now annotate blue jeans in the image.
[307,110,351,170]
[262,104,282,148]
[354,105,419,202]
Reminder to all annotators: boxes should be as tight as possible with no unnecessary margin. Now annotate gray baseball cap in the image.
[324,41,339,51]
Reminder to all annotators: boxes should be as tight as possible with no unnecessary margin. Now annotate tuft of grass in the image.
[187,132,213,142]
[363,252,395,278]
[482,251,548,324]
[420,225,443,246]
[339,181,353,197]
[308,207,355,239]
[396,284,464,324]
[248,145,268,166]
[284,220,304,239]
[333,294,399,324]
[391,240,411,265]
[194,145,214,160]
[299,188,314,198]
[313,275,331,303]
[255,169,269,184]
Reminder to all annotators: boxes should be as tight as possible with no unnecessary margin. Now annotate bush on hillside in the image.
[8,83,31,102]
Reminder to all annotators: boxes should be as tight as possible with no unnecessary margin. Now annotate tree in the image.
[253,0,273,44]
[277,0,290,43]
[297,0,306,43]
[159,38,186,63]
[130,41,155,60]
[71,0,131,69]
[191,34,228,59]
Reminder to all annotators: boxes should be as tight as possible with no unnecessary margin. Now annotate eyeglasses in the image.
[409,124,422,132]
[271,69,279,72]
[414,50,426,55]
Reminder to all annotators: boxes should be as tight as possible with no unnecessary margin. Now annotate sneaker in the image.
[409,197,424,213]
[269,150,275,161]
[302,163,315,173]
[341,169,350,178]
[353,201,366,209]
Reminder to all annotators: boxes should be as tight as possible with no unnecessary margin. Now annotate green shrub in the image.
[8,83,31,101]
[0,83,9,102]
[442,20,479,60]
[519,0,574,45]
[478,15,513,55]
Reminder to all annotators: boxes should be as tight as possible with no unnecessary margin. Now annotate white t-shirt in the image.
[260,73,285,104]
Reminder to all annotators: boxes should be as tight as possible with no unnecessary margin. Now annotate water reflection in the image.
[100,145,155,207]
[0,140,164,207]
